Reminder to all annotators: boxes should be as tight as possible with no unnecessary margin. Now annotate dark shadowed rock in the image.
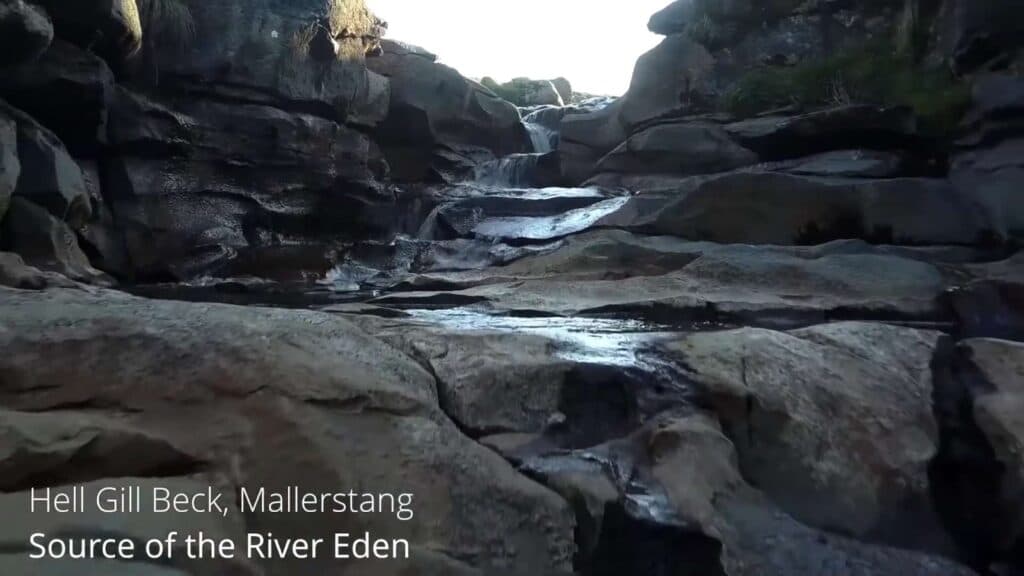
[619,34,716,129]
[724,105,919,161]
[596,172,991,246]
[0,40,115,155]
[1,101,91,227]
[31,0,141,63]
[558,99,628,185]
[369,40,528,181]
[1,197,112,285]
[755,149,911,179]
[0,105,17,222]
[0,0,53,67]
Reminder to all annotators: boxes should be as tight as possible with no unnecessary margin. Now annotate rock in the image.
[660,322,954,554]
[591,121,757,179]
[369,40,528,181]
[618,34,716,129]
[1,101,91,227]
[951,255,1024,340]
[950,338,1024,566]
[0,251,76,289]
[558,100,628,185]
[724,105,919,161]
[551,77,573,103]
[104,88,392,280]
[32,0,141,63]
[1,197,112,285]
[422,186,622,242]
[487,77,565,107]
[0,408,201,491]
[374,248,951,325]
[0,0,53,67]
[951,75,1024,244]
[942,0,1024,74]
[135,0,386,127]
[596,172,991,246]
[0,40,115,156]
[756,149,911,179]
[0,106,17,223]
[0,288,576,575]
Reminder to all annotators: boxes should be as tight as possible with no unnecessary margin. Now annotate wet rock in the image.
[0,40,115,156]
[0,0,53,67]
[0,251,76,289]
[591,121,757,180]
[0,288,576,575]
[660,322,954,554]
[369,39,528,181]
[1,101,91,227]
[423,186,622,242]
[1,197,112,285]
[596,172,990,246]
[375,249,951,325]
[724,105,919,161]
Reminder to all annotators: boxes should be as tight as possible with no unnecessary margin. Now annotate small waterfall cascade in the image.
[525,121,556,153]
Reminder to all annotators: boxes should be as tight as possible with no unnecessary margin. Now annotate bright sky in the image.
[367,0,670,96]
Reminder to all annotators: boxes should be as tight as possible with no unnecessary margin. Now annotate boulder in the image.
[756,149,911,179]
[551,77,573,103]
[31,0,141,63]
[0,251,76,289]
[1,101,91,227]
[489,77,565,107]
[0,105,17,222]
[951,256,1024,340]
[0,0,53,67]
[0,288,576,575]
[369,40,528,180]
[660,322,954,554]
[723,105,919,161]
[950,338,1024,566]
[618,34,716,130]
[0,40,115,156]
[591,121,758,178]
[942,0,1024,74]
[595,172,991,246]
[558,99,628,185]
[1,197,112,285]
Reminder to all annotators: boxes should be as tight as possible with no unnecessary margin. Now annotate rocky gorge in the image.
[1,0,1024,575]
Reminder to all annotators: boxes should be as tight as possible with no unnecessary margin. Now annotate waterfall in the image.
[474,154,546,187]
[524,121,556,153]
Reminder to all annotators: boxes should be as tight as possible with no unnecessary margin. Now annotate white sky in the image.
[367,0,669,96]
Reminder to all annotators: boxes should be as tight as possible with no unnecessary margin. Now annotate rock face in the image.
[370,40,528,181]
[0,106,17,223]
[596,172,990,245]
[2,101,92,228]
[0,39,115,155]
[1,197,112,285]
[661,322,953,554]
[0,288,576,575]
[32,0,141,63]
[0,0,53,67]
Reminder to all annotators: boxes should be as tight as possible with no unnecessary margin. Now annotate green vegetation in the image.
[723,42,970,135]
